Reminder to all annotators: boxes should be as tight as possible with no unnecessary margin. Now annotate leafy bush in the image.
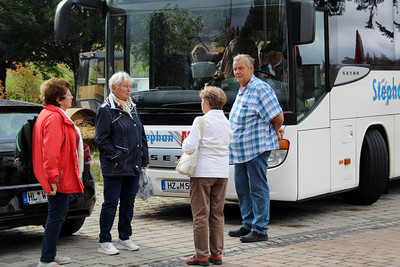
[0,80,6,99]
[7,63,42,104]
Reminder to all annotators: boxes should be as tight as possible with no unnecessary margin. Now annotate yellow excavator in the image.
[68,51,123,144]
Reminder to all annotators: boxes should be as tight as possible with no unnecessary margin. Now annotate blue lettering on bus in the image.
[372,78,400,106]
[146,132,174,144]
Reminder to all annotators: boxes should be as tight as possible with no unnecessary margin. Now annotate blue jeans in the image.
[40,193,70,263]
[234,151,271,235]
[99,175,139,243]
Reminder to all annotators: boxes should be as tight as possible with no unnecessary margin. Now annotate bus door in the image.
[296,11,332,200]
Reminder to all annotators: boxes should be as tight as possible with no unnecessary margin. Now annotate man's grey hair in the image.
[233,54,255,68]
[109,71,132,91]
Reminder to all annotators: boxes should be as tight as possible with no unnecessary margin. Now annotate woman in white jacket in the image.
[183,86,232,266]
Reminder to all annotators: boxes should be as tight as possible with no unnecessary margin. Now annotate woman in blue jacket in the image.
[95,71,149,255]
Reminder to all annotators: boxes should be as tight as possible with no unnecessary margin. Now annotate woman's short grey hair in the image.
[233,54,255,68]
[109,71,132,91]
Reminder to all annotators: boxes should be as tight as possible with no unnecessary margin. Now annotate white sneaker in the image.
[37,263,63,267]
[116,238,139,251]
[55,256,71,264]
[98,242,120,255]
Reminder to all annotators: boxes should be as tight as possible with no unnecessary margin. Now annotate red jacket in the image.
[32,105,84,194]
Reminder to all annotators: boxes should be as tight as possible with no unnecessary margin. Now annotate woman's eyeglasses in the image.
[63,93,73,98]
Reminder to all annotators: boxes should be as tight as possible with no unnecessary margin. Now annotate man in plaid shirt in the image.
[228,54,284,243]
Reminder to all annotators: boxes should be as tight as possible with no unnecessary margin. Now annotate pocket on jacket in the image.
[115,146,129,161]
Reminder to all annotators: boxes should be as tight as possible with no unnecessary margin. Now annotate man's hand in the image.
[276,127,285,141]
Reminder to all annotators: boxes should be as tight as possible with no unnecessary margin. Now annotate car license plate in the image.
[161,180,190,193]
[23,190,48,204]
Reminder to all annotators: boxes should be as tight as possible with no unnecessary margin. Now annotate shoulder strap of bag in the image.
[198,116,205,138]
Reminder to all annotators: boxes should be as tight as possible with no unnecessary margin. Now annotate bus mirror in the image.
[54,0,102,43]
[290,0,315,45]
[55,0,74,43]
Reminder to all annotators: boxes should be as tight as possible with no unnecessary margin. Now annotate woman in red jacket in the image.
[32,78,84,267]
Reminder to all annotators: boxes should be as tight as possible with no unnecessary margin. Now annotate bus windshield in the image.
[112,0,289,125]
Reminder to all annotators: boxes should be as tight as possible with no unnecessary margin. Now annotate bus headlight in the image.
[268,140,289,168]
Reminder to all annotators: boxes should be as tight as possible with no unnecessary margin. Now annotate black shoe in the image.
[228,227,251,237]
[240,231,268,243]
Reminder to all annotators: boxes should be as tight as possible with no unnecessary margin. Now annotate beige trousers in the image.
[190,177,228,259]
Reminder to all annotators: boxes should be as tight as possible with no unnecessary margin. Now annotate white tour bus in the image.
[55,0,400,204]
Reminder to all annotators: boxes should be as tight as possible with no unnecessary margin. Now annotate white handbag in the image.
[175,116,204,176]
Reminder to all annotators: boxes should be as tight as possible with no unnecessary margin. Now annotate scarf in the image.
[111,92,134,115]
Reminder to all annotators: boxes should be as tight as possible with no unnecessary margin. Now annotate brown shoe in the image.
[228,227,251,237]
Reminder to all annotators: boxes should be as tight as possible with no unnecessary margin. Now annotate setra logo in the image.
[372,78,400,106]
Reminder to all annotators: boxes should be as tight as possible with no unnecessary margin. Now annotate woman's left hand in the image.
[142,163,150,168]
[48,183,58,196]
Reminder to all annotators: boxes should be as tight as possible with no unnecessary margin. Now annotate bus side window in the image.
[296,11,327,121]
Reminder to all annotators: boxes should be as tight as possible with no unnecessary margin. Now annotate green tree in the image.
[130,4,202,73]
[151,4,203,55]
[0,0,105,95]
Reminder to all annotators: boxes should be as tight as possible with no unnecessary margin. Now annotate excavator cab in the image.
[76,51,124,112]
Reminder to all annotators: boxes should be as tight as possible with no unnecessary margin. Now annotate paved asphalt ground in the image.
[0,179,399,267]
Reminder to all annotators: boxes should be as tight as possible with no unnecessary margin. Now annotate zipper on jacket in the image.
[112,114,122,123]
[115,145,128,151]
[58,168,63,187]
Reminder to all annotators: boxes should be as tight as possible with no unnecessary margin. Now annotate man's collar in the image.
[240,75,256,93]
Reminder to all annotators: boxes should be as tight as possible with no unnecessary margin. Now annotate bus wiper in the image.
[139,107,200,112]
[161,102,199,107]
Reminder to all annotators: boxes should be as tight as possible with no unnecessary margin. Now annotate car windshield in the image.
[0,112,37,141]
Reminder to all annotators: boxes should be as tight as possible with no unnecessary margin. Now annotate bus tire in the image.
[342,128,388,205]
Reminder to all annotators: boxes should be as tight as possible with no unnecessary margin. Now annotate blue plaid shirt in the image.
[229,76,283,163]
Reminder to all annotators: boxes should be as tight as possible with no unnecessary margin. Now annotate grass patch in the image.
[90,148,102,182]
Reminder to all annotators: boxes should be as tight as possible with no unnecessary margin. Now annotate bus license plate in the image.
[161,180,190,193]
[23,190,48,204]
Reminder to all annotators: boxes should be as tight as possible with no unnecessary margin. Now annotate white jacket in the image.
[182,110,232,178]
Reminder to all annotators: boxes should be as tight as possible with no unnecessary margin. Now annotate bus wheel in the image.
[342,128,388,205]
